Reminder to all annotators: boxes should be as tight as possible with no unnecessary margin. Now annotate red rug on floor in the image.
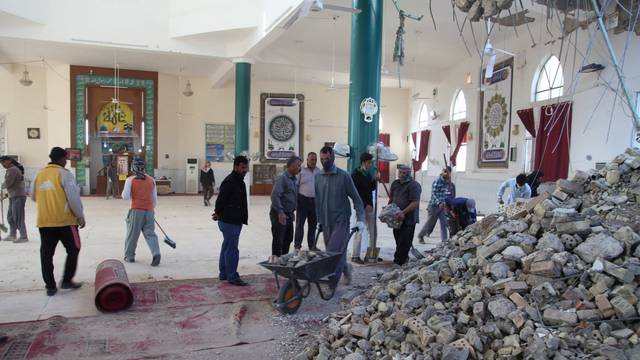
[0,275,278,360]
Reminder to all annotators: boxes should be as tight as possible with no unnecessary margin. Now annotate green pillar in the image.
[234,61,251,155]
[347,0,383,171]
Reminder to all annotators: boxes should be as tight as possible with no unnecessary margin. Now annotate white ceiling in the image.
[0,0,549,86]
[255,0,546,85]
[0,36,228,77]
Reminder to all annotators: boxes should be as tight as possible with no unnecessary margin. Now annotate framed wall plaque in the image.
[260,93,304,162]
[477,57,514,168]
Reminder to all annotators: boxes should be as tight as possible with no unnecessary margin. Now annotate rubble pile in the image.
[297,149,640,360]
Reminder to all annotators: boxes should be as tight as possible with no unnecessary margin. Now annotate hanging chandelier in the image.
[19,65,33,86]
[182,80,194,97]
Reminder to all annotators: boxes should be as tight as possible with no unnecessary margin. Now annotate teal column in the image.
[234,61,251,155]
[347,0,383,171]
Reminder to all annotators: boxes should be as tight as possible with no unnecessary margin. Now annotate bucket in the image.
[94,259,134,312]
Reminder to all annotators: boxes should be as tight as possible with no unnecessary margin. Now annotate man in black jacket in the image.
[350,153,378,264]
[213,156,249,286]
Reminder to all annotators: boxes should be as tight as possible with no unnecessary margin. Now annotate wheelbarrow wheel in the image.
[277,279,302,314]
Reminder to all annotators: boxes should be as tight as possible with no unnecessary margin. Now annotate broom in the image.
[154,219,176,248]
[0,192,8,233]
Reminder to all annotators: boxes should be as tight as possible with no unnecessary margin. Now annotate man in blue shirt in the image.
[417,167,453,244]
[315,146,365,285]
[498,173,532,205]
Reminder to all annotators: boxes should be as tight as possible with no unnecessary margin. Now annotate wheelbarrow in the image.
[259,227,358,314]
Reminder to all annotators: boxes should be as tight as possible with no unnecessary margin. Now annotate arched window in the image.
[418,103,430,128]
[534,55,564,101]
[451,90,467,121]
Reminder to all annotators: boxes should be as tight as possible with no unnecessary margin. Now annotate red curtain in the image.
[450,122,469,166]
[535,102,572,182]
[411,130,430,175]
[378,133,390,183]
[442,125,452,144]
[517,108,536,137]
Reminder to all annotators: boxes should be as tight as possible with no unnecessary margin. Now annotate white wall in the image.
[158,76,410,191]
[0,64,410,193]
[408,23,640,214]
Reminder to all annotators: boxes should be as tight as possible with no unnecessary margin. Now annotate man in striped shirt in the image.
[417,167,453,244]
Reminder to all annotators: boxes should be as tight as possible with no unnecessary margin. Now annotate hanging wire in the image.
[453,8,472,57]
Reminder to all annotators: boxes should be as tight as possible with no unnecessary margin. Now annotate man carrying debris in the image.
[388,164,422,266]
[1,156,28,242]
[417,166,453,244]
[31,147,85,296]
[271,156,302,256]
[294,152,321,251]
[315,146,365,285]
[121,158,161,267]
[213,155,249,286]
[350,152,378,264]
[498,173,531,205]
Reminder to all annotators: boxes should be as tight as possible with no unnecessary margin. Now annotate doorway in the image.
[87,86,145,194]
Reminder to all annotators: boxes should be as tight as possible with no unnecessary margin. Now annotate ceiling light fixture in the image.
[182,80,194,97]
[579,63,605,73]
[19,65,33,86]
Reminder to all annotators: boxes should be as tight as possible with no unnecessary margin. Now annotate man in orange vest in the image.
[121,158,161,266]
[31,147,85,296]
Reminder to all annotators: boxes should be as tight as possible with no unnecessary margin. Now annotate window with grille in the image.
[534,55,564,102]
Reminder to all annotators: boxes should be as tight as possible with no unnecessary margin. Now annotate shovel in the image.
[0,192,8,233]
[154,219,176,249]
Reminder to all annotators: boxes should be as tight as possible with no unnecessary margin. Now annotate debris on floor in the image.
[297,148,640,360]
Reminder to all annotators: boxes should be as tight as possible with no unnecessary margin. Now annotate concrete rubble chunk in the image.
[557,179,581,194]
[543,308,578,326]
[556,220,591,235]
[575,234,624,263]
[488,296,516,319]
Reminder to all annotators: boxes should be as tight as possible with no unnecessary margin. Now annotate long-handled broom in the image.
[0,192,8,233]
[154,219,176,248]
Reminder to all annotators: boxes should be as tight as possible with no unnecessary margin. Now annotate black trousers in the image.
[294,194,317,249]
[270,209,294,256]
[393,223,416,266]
[39,226,81,289]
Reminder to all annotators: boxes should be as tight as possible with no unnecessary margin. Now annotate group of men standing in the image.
[267,147,427,283]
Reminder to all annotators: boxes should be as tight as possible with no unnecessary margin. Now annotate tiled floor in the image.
[0,195,443,322]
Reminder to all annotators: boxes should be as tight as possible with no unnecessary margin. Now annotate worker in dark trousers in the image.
[294,152,320,250]
[1,156,28,242]
[200,160,215,206]
[31,147,85,296]
[270,156,302,256]
[388,164,421,266]
[213,155,250,286]
[315,146,365,285]
[350,152,378,264]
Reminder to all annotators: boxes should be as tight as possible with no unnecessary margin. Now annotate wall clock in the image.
[27,128,41,139]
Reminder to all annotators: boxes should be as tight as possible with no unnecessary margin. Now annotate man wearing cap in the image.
[121,158,161,266]
[315,146,365,285]
[388,164,422,265]
[31,147,85,296]
[270,156,302,256]
[417,166,453,244]
[1,156,28,242]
